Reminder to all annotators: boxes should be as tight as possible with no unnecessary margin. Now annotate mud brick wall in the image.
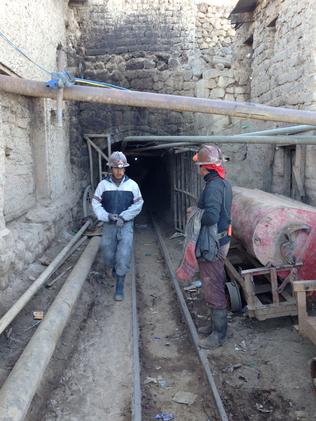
[0,2,81,288]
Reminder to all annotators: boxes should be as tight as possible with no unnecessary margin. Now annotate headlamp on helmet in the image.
[108,151,130,168]
[193,144,222,166]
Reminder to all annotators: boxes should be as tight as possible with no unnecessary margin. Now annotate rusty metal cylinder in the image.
[231,187,316,280]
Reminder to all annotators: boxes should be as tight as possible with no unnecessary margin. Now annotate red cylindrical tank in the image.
[232,187,316,280]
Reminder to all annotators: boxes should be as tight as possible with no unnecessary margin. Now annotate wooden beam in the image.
[293,280,316,292]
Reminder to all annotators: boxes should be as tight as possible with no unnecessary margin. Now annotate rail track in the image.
[1,214,312,420]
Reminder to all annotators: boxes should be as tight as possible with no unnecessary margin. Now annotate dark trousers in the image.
[198,243,230,310]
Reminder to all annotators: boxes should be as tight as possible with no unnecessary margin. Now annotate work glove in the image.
[116,216,125,228]
[108,213,119,223]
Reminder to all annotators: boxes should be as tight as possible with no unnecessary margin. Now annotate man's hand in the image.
[187,206,193,217]
[108,213,119,223]
[116,216,125,227]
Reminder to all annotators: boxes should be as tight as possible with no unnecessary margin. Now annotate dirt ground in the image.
[135,217,217,420]
[0,218,316,420]
[163,224,316,421]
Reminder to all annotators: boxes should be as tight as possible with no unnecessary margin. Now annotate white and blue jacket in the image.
[92,175,144,223]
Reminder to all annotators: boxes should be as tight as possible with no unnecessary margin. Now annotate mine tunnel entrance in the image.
[86,133,201,233]
[126,153,172,220]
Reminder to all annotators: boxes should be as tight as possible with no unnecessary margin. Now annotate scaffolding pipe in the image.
[241,124,316,136]
[0,220,91,336]
[1,75,316,125]
[0,236,100,421]
[125,135,316,152]
[124,124,316,144]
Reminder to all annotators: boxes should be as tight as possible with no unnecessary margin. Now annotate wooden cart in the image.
[225,243,301,320]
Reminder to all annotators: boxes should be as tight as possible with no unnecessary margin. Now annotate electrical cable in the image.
[0,29,52,76]
[74,77,129,91]
[0,29,128,90]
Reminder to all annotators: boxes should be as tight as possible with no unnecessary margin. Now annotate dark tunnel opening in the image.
[125,153,172,222]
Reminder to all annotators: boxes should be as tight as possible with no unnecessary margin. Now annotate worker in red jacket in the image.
[193,144,232,349]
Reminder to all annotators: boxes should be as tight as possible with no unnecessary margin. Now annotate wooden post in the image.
[243,274,256,317]
[270,268,280,304]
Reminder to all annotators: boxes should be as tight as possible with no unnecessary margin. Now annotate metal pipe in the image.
[126,136,316,153]
[131,253,141,421]
[124,125,316,145]
[0,236,100,421]
[124,135,316,145]
[152,217,228,421]
[56,48,66,128]
[1,75,316,125]
[84,136,108,161]
[242,124,316,136]
[0,221,91,336]
[124,125,316,144]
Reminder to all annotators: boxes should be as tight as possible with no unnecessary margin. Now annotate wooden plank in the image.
[280,290,294,302]
[293,280,316,292]
[244,274,256,312]
[256,304,297,320]
[296,291,308,335]
[270,268,280,304]
[224,258,245,288]
[241,262,302,276]
[292,145,306,200]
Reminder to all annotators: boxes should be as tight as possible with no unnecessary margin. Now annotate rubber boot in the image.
[198,324,212,335]
[199,309,227,349]
[114,275,125,301]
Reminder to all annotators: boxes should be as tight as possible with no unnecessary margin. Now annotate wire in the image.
[75,78,129,91]
[0,29,51,76]
[0,29,128,91]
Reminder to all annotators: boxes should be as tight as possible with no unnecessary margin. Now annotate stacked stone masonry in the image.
[72,0,238,148]
[231,0,316,205]
[0,2,82,288]
[2,0,316,287]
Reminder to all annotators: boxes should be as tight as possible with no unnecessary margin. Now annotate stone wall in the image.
[230,0,316,204]
[0,1,81,288]
[69,0,238,144]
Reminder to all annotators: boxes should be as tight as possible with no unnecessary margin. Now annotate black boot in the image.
[198,324,212,335]
[114,275,125,301]
[199,309,227,349]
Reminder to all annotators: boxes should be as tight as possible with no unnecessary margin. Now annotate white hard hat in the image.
[108,151,129,168]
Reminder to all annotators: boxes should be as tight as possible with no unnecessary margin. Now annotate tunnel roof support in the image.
[1,75,316,125]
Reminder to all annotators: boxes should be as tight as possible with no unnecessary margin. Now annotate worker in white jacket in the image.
[92,151,144,301]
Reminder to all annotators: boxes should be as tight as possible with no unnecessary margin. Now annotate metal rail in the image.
[84,135,109,191]
[0,220,91,336]
[131,252,142,421]
[152,217,229,421]
[0,237,101,420]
